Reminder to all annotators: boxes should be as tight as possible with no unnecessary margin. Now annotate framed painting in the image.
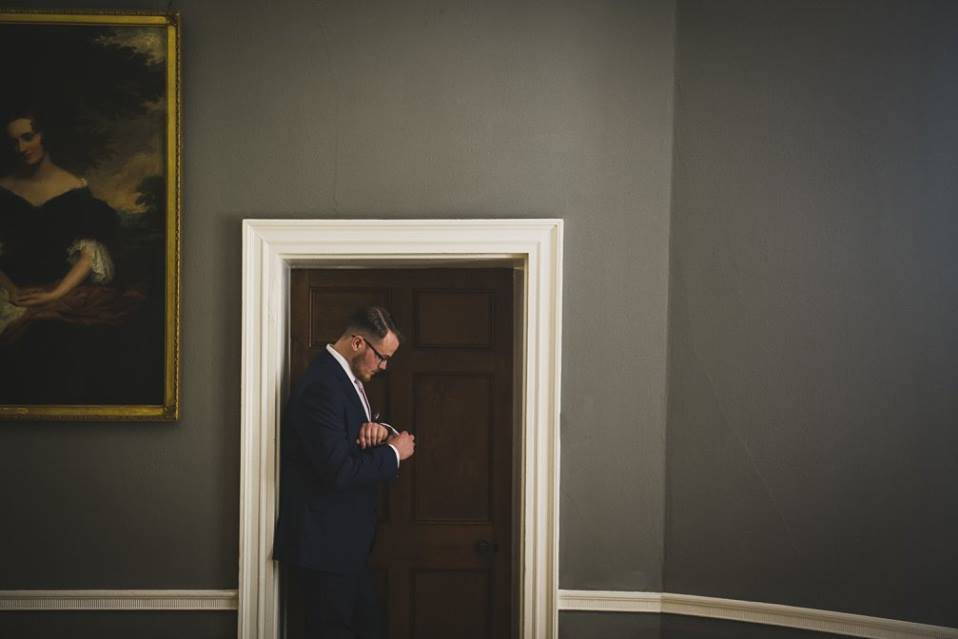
[0,11,180,420]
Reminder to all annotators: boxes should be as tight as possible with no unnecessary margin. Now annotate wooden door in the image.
[286,268,515,639]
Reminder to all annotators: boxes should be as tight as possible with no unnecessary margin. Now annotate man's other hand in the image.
[388,431,415,460]
[356,422,390,449]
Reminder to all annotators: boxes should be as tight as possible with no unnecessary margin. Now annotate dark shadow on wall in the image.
[661,614,850,638]
[559,611,661,639]
[0,611,236,639]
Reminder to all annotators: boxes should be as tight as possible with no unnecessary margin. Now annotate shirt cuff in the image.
[387,443,400,469]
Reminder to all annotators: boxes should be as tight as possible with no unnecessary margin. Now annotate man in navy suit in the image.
[274,306,415,638]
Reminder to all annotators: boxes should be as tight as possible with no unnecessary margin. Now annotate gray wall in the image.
[559,611,661,639]
[666,0,958,629]
[3,0,955,637]
[0,0,675,636]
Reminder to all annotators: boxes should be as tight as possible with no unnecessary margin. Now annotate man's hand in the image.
[356,422,390,449]
[388,431,415,461]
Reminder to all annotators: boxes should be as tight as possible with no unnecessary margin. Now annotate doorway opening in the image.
[239,219,562,639]
[282,266,519,638]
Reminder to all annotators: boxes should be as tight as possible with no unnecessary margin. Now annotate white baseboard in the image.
[560,589,664,613]
[3,587,953,639]
[0,590,238,611]
[558,590,958,639]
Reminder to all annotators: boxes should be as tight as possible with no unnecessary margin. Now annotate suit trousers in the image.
[295,566,386,639]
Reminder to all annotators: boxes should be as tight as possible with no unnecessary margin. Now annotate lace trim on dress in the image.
[68,239,115,284]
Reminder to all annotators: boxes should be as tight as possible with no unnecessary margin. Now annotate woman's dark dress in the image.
[0,186,116,287]
[0,186,160,405]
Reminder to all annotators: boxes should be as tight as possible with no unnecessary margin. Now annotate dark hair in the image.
[345,306,402,343]
[2,108,43,132]
[1,108,46,174]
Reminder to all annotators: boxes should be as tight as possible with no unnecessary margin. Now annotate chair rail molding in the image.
[558,590,958,639]
[241,219,564,639]
[0,590,238,611]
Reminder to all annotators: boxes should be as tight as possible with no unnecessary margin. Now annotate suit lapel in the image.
[320,349,368,429]
[339,372,367,422]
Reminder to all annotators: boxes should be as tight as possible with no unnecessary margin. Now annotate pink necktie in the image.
[354,379,371,420]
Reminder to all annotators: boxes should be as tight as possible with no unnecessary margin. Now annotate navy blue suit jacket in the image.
[273,349,398,573]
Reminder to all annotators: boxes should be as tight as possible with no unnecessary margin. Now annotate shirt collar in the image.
[326,343,359,386]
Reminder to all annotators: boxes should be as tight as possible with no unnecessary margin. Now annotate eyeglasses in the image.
[357,335,390,367]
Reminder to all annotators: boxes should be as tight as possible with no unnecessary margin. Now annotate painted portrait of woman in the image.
[0,13,179,417]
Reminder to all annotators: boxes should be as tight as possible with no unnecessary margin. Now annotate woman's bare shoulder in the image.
[0,167,86,206]
[49,166,85,191]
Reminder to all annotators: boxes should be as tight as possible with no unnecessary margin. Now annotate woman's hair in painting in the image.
[0,106,46,174]
[0,103,96,177]
[1,107,44,133]
[345,306,403,343]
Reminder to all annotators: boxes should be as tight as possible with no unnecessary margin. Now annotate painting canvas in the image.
[0,12,180,420]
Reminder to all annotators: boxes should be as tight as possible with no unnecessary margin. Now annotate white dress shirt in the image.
[326,344,400,466]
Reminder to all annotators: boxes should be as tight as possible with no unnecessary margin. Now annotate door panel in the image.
[412,569,490,639]
[286,268,514,639]
[414,290,495,348]
[413,374,493,523]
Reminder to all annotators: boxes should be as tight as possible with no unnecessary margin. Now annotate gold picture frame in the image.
[0,11,180,420]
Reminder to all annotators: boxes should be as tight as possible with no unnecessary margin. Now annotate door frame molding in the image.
[240,218,563,639]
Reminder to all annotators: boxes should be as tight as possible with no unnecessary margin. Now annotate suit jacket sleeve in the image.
[291,377,398,490]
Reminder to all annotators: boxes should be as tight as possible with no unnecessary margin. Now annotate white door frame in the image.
[239,219,563,639]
